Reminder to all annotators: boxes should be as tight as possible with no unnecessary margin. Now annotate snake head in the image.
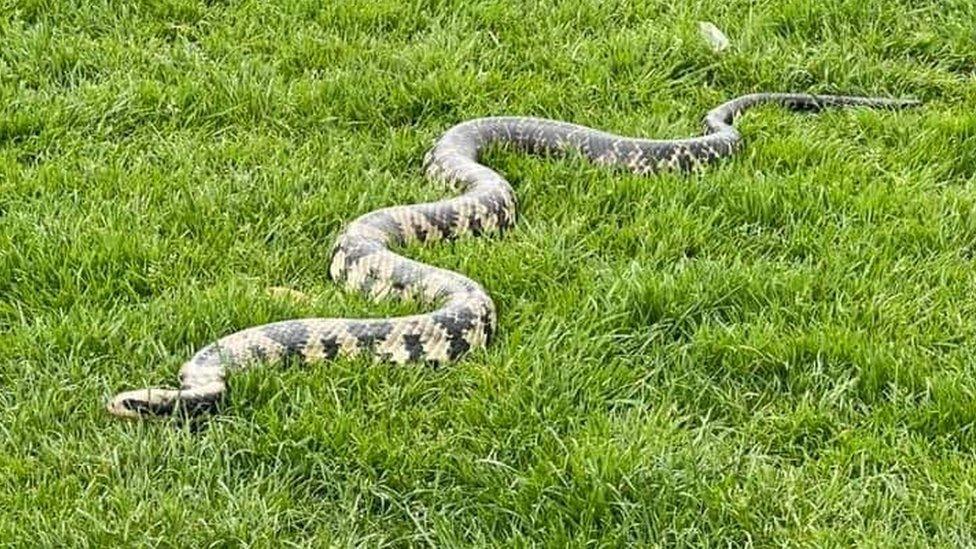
[106,388,181,419]
[107,381,226,419]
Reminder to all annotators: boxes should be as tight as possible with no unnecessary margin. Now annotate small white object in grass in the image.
[698,21,730,52]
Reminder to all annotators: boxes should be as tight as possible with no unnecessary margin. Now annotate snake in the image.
[107,92,918,419]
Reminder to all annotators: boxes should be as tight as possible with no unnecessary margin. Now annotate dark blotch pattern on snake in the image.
[107,93,918,418]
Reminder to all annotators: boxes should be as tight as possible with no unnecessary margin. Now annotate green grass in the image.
[2,0,976,545]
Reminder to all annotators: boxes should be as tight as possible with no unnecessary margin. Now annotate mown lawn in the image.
[2,0,976,545]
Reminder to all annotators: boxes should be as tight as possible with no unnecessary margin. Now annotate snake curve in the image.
[107,92,918,418]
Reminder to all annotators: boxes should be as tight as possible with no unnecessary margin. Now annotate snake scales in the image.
[107,92,918,418]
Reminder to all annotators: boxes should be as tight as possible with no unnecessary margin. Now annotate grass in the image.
[2,0,976,545]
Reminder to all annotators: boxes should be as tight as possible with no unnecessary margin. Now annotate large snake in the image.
[107,93,918,419]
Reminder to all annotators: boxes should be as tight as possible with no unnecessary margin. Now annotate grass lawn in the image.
[2,0,976,545]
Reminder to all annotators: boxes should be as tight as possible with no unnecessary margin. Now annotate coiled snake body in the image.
[108,93,917,418]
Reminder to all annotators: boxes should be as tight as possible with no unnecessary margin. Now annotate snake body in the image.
[107,93,917,418]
